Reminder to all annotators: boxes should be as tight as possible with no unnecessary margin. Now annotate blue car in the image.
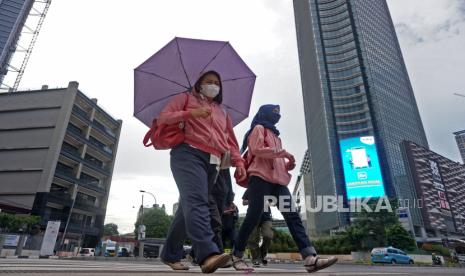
[371,247,414,264]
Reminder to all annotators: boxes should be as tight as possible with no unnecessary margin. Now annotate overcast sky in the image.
[12,0,465,233]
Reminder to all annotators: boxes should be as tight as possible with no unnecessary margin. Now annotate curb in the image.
[2,255,59,259]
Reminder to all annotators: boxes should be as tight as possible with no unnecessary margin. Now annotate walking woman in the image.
[158,71,246,273]
[232,104,338,273]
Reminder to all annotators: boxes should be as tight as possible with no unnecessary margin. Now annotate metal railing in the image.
[72,106,90,122]
[93,120,117,139]
[66,126,113,158]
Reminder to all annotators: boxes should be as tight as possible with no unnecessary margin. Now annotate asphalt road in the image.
[0,258,464,275]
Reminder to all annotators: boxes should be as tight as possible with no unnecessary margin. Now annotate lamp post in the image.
[137,190,156,259]
[59,183,78,252]
[139,190,157,207]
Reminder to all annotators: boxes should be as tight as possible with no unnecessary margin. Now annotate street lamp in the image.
[137,190,156,259]
[139,190,157,207]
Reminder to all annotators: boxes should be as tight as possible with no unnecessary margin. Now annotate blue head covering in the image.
[241,104,281,153]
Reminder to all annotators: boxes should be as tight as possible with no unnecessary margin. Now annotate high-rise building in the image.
[293,0,428,235]
[454,130,465,164]
[0,0,34,84]
[402,141,465,239]
[0,82,122,248]
[172,202,179,215]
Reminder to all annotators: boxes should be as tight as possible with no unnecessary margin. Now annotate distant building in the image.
[402,141,465,240]
[454,130,465,164]
[0,82,122,249]
[137,203,164,219]
[0,0,34,84]
[293,0,428,235]
[172,202,179,215]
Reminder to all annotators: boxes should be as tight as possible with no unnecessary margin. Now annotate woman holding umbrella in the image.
[231,105,338,273]
[158,71,246,273]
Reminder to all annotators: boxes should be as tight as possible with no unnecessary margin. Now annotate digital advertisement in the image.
[339,136,386,199]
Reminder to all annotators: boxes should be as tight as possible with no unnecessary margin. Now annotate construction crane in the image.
[454,93,465,98]
[12,0,52,91]
[0,0,52,92]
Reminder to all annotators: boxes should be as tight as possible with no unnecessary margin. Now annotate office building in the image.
[402,141,465,240]
[0,0,34,84]
[0,82,122,248]
[454,130,465,164]
[172,202,179,215]
[293,0,428,235]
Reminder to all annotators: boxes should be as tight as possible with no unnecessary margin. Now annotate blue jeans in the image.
[160,144,220,264]
[233,176,317,259]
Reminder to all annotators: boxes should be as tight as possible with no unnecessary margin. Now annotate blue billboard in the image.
[339,136,385,199]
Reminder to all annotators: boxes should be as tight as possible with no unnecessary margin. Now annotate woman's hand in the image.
[286,161,296,171]
[235,166,247,182]
[190,107,211,118]
[285,152,295,164]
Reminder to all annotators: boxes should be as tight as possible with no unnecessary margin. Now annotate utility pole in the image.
[59,183,78,252]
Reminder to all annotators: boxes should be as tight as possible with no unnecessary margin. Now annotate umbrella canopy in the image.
[134,37,256,127]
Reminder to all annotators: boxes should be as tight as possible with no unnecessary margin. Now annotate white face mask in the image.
[200,84,220,98]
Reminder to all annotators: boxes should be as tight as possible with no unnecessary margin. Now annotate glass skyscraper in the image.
[293,0,428,235]
[0,0,34,84]
[454,130,465,164]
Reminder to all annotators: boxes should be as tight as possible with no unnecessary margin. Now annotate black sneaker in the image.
[252,260,261,267]
[262,259,268,266]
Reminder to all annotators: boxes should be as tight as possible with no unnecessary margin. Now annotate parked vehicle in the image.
[79,248,95,257]
[134,243,160,258]
[183,245,192,259]
[432,253,442,265]
[371,247,414,265]
[118,247,130,257]
[104,247,116,257]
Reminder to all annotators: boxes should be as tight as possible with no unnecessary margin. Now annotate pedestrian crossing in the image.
[0,258,306,273]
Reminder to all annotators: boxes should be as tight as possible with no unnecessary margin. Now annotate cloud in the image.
[388,0,465,45]
[387,0,465,160]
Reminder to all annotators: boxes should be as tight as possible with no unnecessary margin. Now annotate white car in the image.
[79,248,95,257]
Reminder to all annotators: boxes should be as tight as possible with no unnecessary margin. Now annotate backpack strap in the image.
[143,92,189,147]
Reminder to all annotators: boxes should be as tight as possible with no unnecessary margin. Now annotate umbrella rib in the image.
[136,69,190,91]
[134,92,188,116]
[222,76,256,82]
[223,104,248,118]
[175,38,192,88]
[199,42,229,75]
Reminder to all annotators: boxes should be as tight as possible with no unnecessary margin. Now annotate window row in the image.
[319,12,350,25]
[331,76,364,89]
[325,40,356,55]
[328,65,361,79]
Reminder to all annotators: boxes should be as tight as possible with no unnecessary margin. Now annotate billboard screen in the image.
[339,136,386,199]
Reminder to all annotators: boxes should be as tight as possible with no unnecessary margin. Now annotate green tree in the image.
[134,208,172,238]
[103,223,119,236]
[269,230,297,253]
[314,235,354,254]
[344,198,400,251]
[0,213,41,233]
[386,224,416,251]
